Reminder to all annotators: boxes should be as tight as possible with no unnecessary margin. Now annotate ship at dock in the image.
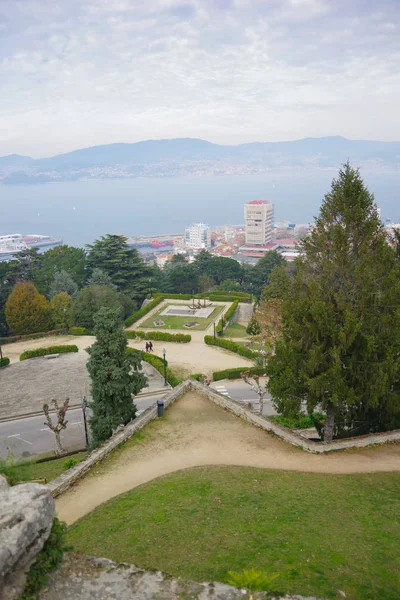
[0,233,63,260]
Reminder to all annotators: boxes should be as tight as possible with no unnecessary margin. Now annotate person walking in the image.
[149,341,153,352]
[145,342,149,352]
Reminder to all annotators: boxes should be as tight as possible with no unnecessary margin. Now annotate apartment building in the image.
[244,200,274,245]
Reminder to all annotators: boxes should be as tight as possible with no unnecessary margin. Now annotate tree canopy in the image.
[5,282,51,335]
[72,285,125,330]
[86,234,148,301]
[267,163,400,440]
[49,269,78,299]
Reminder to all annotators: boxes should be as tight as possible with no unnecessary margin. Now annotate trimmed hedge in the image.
[0,357,10,368]
[126,331,191,343]
[69,327,93,336]
[124,296,164,327]
[20,345,79,361]
[209,293,250,302]
[0,329,64,345]
[212,366,265,381]
[216,299,239,335]
[204,336,257,360]
[126,347,182,388]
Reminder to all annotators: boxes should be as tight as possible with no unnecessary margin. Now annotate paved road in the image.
[0,394,165,460]
[210,379,277,416]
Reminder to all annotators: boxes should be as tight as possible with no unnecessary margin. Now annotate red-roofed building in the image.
[244,200,274,246]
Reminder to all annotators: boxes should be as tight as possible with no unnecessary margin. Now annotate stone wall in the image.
[190,380,400,453]
[48,379,400,499]
[48,381,190,498]
[0,475,55,599]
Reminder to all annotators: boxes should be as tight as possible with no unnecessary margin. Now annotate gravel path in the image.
[56,391,400,525]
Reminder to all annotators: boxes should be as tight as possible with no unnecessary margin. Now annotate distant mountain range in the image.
[1,136,399,184]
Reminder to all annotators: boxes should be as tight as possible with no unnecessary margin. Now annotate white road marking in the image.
[7,433,33,445]
[69,421,83,425]
[214,385,230,397]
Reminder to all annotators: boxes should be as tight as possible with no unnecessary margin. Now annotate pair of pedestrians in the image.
[145,341,153,353]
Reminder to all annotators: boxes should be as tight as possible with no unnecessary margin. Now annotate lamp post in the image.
[213,320,216,340]
[63,308,69,335]
[250,283,253,305]
[162,347,167,386]
[82,396,89,448]
[149,278,152,298]
[192,289,195,309]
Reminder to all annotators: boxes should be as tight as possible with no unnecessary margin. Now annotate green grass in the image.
[67,466,400,600]
[139,304,224,331]
[1,452,88,484]
[224,323,249,338]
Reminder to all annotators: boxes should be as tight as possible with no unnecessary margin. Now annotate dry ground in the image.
[56,391,400,525]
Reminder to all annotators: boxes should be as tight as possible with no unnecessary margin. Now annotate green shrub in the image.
[213,366,265,381]
[125,348,182,388]
[204,335,257,360]
[270,413,325,430]
[246,316,262,335]
[0,357,10,368]
[215,299,240,335]
[154,293,192,300]
[63,457,78,470]
[20,345,79,361]
[124,296,164,327]
[209,293,250,302]
[19,518,71,600]
[69,326,93,336]
[0,330,64,345]
[190,373,204,381]
[0,459,20,486]
[125,331,191,343]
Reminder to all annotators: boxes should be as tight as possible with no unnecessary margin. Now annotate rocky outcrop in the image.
[0,475,55,599]
[40,552,323,600]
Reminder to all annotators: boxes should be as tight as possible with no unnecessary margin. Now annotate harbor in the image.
[0,234,62,260]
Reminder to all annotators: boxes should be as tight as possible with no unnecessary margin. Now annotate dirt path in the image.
[56,392,400,525]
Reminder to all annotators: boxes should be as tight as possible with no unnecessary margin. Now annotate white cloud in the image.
[0,0,399,156]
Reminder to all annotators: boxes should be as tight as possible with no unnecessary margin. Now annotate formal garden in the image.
[139,302,225,331]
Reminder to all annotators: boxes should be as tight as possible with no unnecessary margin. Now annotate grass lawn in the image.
[139,304,224,331]
[224,323,249,338]
[0,451,88,484]
[67,466,400,600]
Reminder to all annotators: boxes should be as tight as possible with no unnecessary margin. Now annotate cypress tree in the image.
[87,307,147,447]
[267,163,400,440]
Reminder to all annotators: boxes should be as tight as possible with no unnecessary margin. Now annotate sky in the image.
[0,0,399,157]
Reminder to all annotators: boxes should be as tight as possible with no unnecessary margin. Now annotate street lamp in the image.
[162,348,167,386]
[250,283,253,304]
[149,278,152,298]
[213,320,216,340]
[82,396,89,448]
[63,307,69,335]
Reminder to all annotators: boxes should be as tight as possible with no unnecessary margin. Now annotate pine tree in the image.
[86,234,148,301]
[87,307,147,447]
[5,282,51,335]
[72,285,124,330]
[49,270,78,298]
[267,163,400,440]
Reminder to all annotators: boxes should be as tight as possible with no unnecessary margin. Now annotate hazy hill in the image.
[1,136,399,183]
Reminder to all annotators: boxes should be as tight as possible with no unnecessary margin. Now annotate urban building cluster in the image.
[127,200,309,267]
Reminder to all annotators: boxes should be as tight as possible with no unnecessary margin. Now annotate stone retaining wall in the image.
[48,381,189,498]
[48,379,400,498]
[190,380,400,453]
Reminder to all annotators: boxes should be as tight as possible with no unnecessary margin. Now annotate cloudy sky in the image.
[0,0,399,156]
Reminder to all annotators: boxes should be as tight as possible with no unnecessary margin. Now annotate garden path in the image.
[55,391,400,525]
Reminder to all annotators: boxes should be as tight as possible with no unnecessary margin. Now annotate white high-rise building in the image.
[185,222,211,250]
[244,200,274,246]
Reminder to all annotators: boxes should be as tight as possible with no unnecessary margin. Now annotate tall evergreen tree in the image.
[86,234,148,301]
[87,307,147,447]
[49,269,78,298]
[267,163,400,440]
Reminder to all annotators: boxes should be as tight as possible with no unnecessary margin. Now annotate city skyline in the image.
[1,0,399,156]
